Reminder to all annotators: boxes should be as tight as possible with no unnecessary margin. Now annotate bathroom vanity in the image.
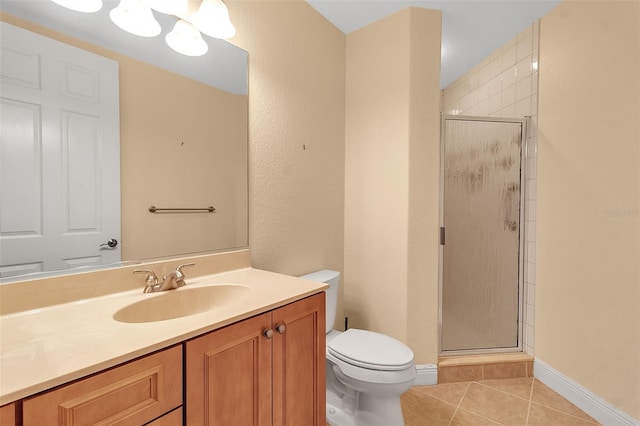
[0,250,327,425]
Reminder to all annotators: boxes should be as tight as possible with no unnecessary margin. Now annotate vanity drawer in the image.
[146,407,183,426]
[23,346,182,426]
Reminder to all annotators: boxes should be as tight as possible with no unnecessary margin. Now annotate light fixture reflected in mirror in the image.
[191,0,236,40]
[166,19,208,57]
[51,0,103,13]
[50,0,236,57]
[109,0,161,37]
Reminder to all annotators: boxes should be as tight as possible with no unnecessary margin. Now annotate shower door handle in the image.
[440,227,446,246]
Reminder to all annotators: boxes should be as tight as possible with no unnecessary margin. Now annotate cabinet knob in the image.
[263,329,274,339]
[276,324,286,334]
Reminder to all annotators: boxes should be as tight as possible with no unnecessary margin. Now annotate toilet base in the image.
[326,389,406,426]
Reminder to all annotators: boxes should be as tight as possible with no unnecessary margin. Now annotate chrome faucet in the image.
[133,263,196,293]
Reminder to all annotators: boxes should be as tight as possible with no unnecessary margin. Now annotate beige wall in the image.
[0,13,249,261]
[537,0,640,419]
[120,66,248,259]
[228,0,346,317]
[406,8,443,364]
[344,7,441,364]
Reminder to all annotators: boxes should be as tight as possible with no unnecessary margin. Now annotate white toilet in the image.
[301,270,416,426]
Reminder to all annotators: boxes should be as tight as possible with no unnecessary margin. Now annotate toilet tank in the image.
[300,270,339,332]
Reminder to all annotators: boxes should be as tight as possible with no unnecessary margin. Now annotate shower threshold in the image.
[437,353,533,384]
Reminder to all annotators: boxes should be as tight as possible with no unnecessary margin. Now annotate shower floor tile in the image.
[400,377,600,426]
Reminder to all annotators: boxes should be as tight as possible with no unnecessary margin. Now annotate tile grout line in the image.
[474,378,534,403]
[525,376,535,425]
[449,382,508,426]
[528,401,602,425]
[528,379,600,424]
[447,381,470,426]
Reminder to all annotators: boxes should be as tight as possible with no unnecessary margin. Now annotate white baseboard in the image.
[534,359,639,426]
[414,364,438,385]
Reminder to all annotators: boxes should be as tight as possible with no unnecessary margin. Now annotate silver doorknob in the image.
[276,324,286,334]
[100,238,118,248]
[264,329,274,339]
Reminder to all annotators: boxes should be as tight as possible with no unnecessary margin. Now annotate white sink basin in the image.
[113,284,253,323]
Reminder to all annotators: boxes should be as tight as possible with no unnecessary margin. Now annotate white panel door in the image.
[0,22,120,278]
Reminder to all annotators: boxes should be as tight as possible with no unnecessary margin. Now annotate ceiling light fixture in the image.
[49,0,236,57]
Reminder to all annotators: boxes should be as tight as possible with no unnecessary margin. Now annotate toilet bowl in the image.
[301,270,416,426]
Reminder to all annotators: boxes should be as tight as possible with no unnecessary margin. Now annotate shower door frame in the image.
[438,114,528,356]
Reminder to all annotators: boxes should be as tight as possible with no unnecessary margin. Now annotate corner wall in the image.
[344,7,442,364]
[537,1,640,419]
[228,1,346,305]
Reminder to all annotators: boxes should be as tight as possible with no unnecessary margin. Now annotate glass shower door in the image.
[440,116,525,352]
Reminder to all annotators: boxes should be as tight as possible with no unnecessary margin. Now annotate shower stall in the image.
[439,115,527,354]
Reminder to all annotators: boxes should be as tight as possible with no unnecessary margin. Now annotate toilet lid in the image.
[327,329,414,371]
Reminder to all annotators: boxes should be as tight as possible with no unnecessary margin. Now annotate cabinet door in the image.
[186,312,272,426]
[0,402,16,426]
[272,293,326,426]
[23,346,182,426]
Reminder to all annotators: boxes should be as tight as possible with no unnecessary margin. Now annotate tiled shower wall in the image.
[441,21,539,356]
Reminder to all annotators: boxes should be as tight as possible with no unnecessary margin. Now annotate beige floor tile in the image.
[410,382,470,406]
[459,382,530,425]
[400,390,457,426]
[528,403,600,426]
[450,408,503,425]
[332,377,601,426]
[476,377,534,400]
[531,380,598,422]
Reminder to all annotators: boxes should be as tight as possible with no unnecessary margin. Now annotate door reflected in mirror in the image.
[0,2,248,281]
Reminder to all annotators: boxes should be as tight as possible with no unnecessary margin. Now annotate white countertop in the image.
[0,267,327,405]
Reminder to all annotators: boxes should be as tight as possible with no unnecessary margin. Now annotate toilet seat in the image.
[327,329,414,371]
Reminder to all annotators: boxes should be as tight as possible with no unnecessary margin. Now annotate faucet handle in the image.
[172,263,195,287]
[133,269,159,293]
[176,263,196,278]
[176,263,195,275]
[133,269,158,285]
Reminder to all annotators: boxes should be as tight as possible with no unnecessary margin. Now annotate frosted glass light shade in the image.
[109,0,161,37]
[143,0,188,15]
[165,20,208,57]
[51,0,103,13]
[191,0,236,40]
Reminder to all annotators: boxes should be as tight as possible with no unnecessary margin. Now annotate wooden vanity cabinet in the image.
[22,346,182,426]
[186,293,326,426]
[13,292,325,426]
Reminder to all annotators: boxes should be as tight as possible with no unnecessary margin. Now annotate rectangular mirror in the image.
[0,1,248,281]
